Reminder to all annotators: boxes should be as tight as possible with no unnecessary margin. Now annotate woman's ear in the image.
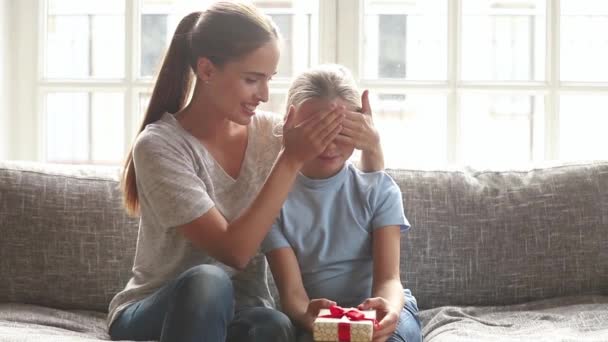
[195,57,215,82]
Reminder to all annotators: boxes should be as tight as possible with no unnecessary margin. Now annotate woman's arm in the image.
[179,107,344,270]
[335,90,384,171]
[358,226,404,341]
[266,247,336,331]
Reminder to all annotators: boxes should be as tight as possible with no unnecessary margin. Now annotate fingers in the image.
[358,297,388,311]
[376,312,399,332]
[299,103,339,130]
[371,313,399,342]
[308,298,337,315]
[319,121,343,147]
[334,134,354,146]
[338,125,358,139]
[361,89,372,116]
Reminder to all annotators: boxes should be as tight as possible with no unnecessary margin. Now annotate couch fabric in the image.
[1,160,607,341]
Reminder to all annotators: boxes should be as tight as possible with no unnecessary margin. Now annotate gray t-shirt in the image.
[108,111,283,326]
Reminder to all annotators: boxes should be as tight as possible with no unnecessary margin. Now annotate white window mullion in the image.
[15,0,41,161]
[447,0,461,165]
[317,0,336,64]
[546,0,560,160]
[336,0,361,79]
[125,0,138,156]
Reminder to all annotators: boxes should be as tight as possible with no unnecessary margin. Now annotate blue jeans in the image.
[386,289,422,342]
[109,265,295,342]
[296,289,422,342]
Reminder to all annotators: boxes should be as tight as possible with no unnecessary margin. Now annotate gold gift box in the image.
[313,308,376,342]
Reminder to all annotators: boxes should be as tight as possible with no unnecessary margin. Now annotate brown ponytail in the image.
[122,2,279,215]
[122,12,201,216]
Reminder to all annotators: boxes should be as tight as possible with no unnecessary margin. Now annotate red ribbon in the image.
[320,305,377,341]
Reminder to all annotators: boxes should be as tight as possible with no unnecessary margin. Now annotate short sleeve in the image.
[371,174,410,232]
[133,131,214,228]
[261,213,291,253]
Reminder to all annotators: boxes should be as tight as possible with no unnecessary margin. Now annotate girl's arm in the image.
[335,89,384,172]
[358,226,404,341]
[266,247,335,331]
[179,107,344,270]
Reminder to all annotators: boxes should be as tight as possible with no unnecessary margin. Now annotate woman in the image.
[108,2,384,341]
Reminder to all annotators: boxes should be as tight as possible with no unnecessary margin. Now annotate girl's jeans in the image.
[109,264,296,342]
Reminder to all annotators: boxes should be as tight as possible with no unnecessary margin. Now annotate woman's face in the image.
[204,40,280,125]
[294,97,357,179]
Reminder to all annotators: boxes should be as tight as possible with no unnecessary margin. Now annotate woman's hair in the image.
[285,64,361,113]
[122,2,279,215]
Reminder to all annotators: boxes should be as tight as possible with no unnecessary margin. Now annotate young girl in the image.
[262,65,422,342]
[108,2,384,342]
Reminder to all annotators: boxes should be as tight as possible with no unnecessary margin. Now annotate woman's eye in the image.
[245,78,257,84]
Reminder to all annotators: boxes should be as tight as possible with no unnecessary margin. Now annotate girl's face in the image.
[294,97,357,179]
[204,40,280,125]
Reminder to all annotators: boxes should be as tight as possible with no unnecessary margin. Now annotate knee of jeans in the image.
[403,290,419,314]
[249,308,295,341]
[173,265,234,312]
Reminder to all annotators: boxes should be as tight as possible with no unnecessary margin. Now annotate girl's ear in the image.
[195,57,215,82]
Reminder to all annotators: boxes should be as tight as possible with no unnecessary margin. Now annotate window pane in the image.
[46,0,124,79]
[462,0,546,81]
[141,14,169,77]
[258,92,287,115]
[363,0,447,80]
[91,93,124,164]
[372,93,447,167]
[561,1,608,82]
[560,95,608,161]
[139,93,152,121]
[46,92,89,162]
[139,0,316,78]
[460,93,544,166]
[91,15,125,78]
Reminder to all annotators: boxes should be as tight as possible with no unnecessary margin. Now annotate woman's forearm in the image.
[225,150,301,268]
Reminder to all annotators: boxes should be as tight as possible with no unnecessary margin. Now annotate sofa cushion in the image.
[0,162,138,312]
[390,162,608,308]
[420,295,608,341]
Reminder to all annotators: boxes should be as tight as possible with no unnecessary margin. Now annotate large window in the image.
[31,0,608,167]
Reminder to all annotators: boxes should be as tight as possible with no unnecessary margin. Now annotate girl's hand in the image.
[303,298,336,331]
[334,90,381,153]
[282,104,344,166]
[358,297,400,342]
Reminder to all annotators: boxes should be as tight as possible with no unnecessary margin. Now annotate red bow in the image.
[320,305,377,341]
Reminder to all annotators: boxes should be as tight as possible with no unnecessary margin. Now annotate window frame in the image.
[338,0,608,165]
[11,0,608,164]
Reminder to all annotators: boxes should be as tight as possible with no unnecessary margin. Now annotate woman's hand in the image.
[358,297,400,342]
[334,90,381,153]
[302,298,336,331]
[282,104,344,167]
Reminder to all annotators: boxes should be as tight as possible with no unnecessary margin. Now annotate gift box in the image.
[313,305,376,342]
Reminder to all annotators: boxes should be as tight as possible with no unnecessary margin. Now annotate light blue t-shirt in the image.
[262,162,410,307]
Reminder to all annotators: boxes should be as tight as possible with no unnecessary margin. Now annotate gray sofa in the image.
[1,160,607,341]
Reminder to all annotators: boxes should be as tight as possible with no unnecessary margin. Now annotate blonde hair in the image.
[286,64,361,113]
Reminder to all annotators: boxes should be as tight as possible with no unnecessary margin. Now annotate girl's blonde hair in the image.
[286,64,361,113]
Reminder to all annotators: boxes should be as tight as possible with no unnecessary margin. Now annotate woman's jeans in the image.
[109,265,295,342]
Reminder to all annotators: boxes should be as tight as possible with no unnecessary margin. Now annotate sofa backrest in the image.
[390,162,608,309]
[0,161,139,312]
[1,161,607,311]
